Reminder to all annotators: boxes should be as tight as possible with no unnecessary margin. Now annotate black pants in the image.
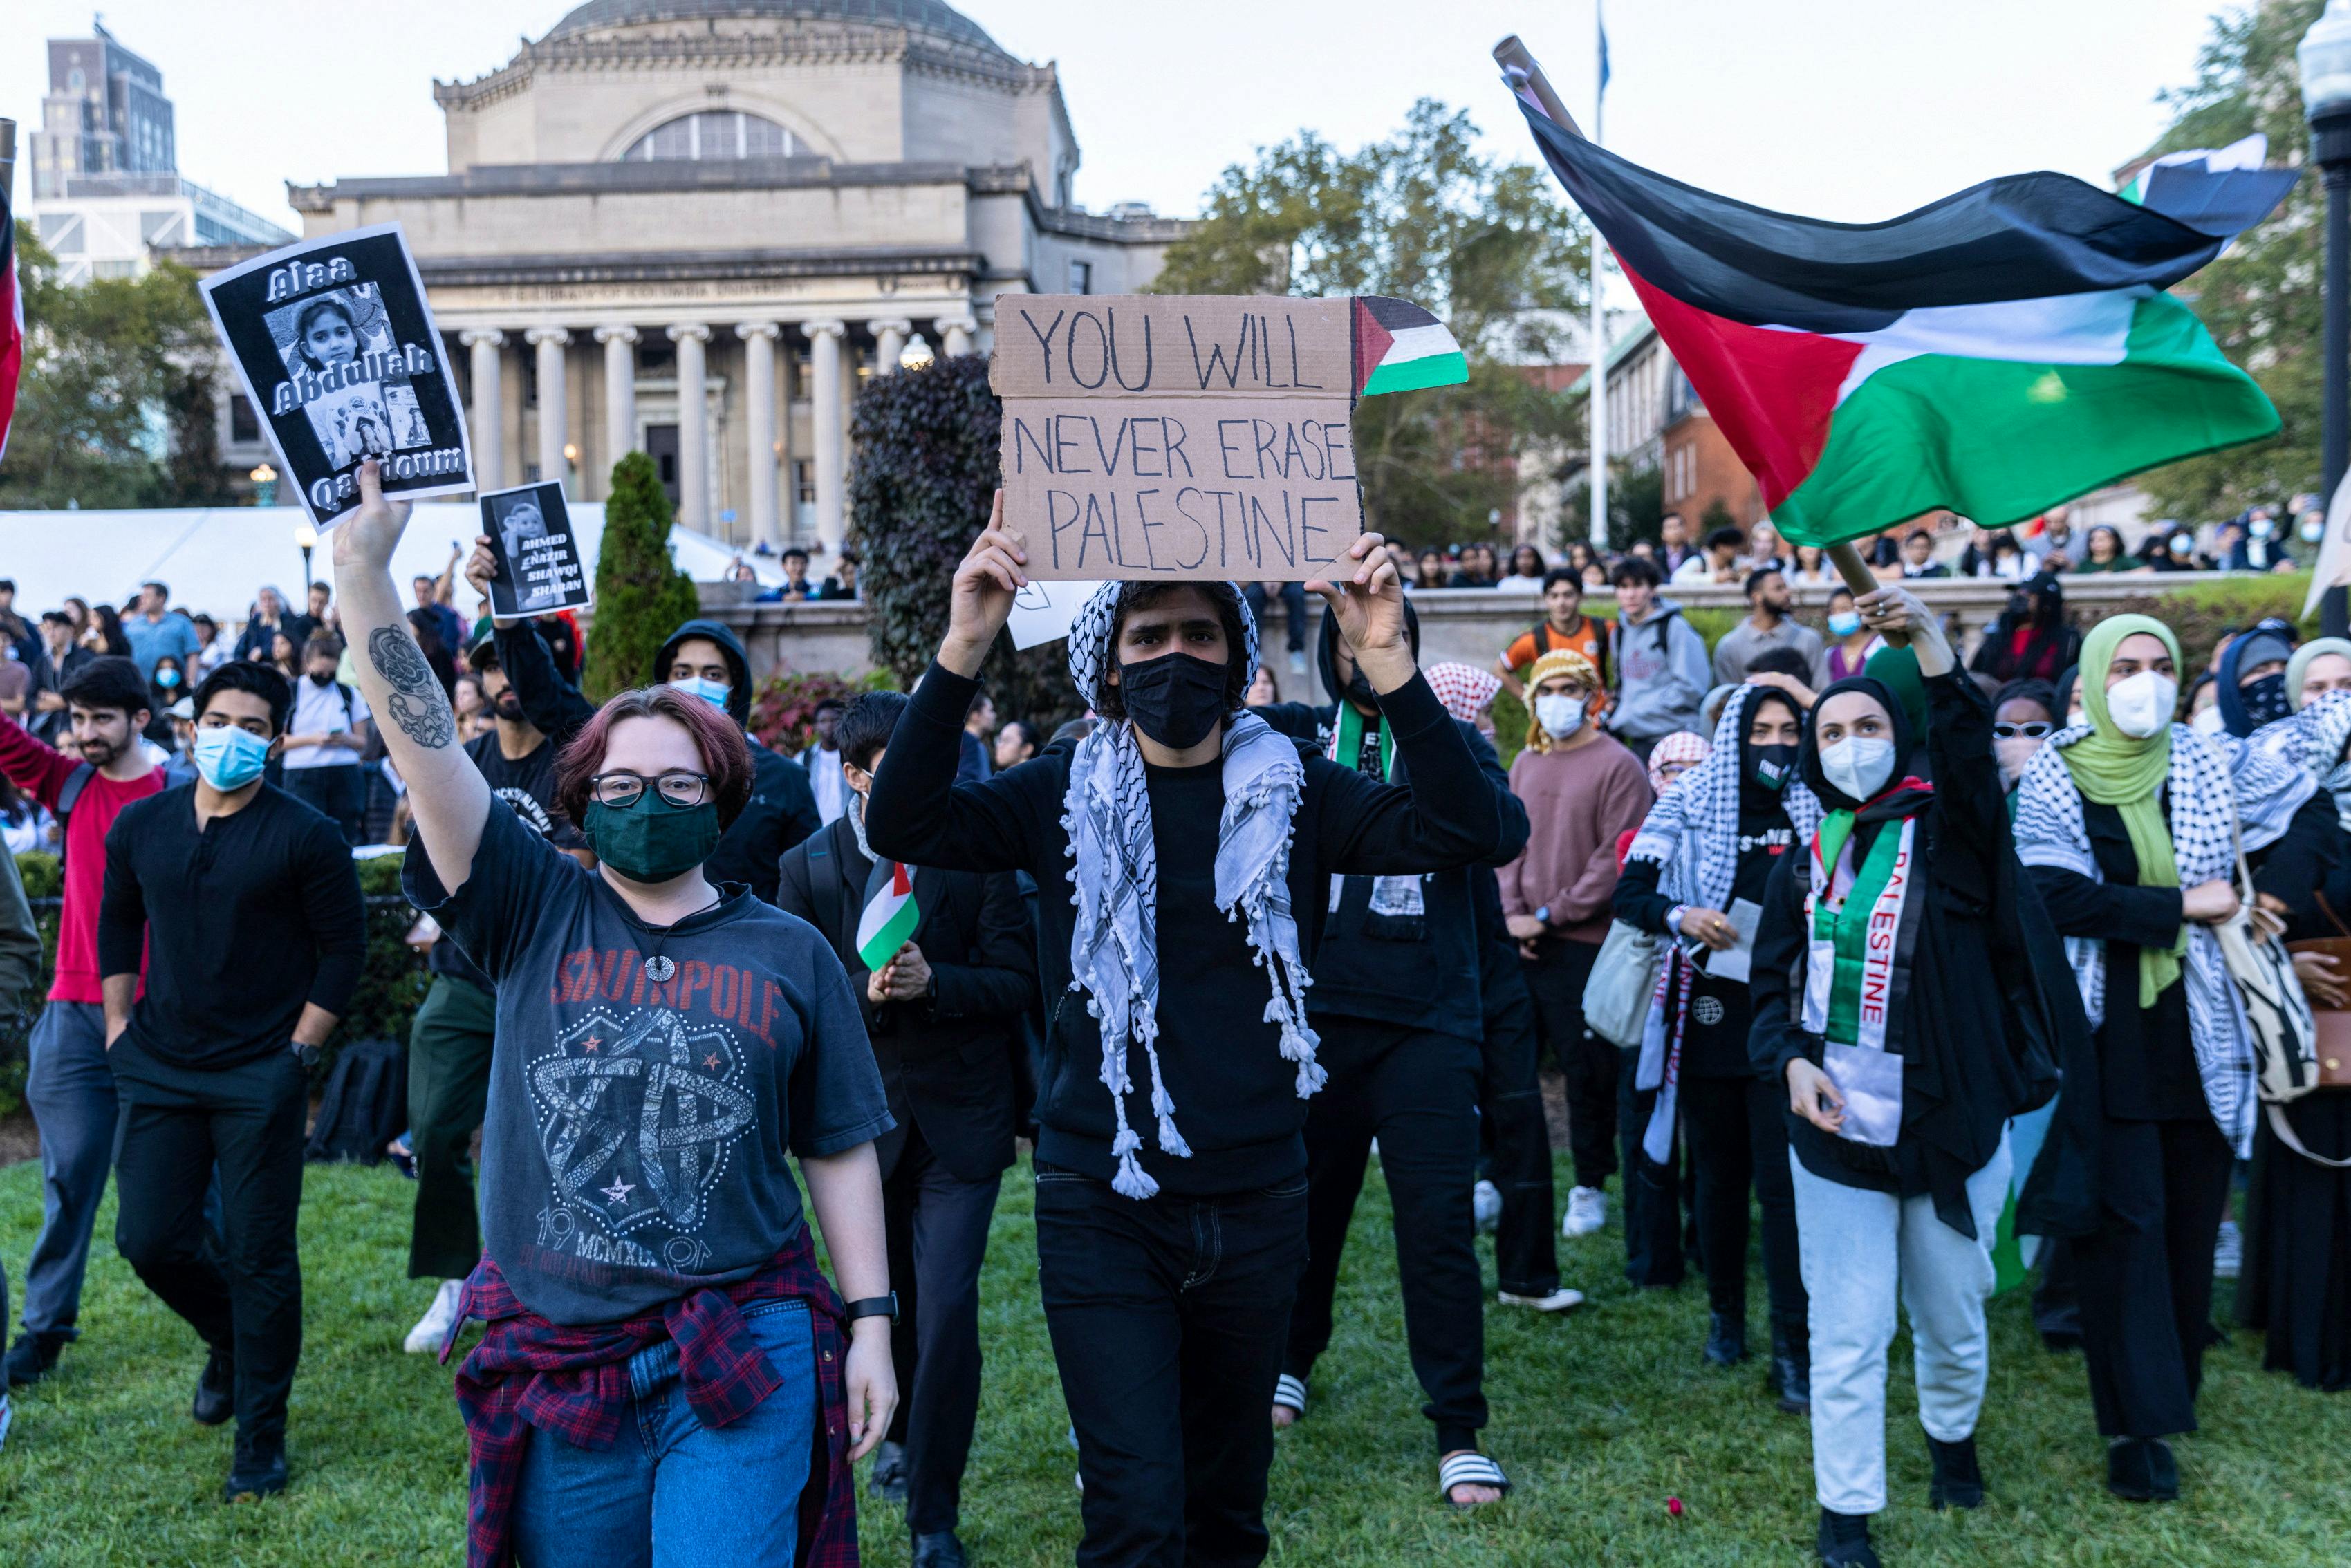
[880,1126,1003,1536]
[2034,1235,2082,1347]
[1479,976,1559,1297]
[284,764,364,846]
[112,1039,307,1455]
[1619,1044,1686,1289]
[1034,1164,1307,1568]
[1680,1073,1807,1336]
[1241,581,1311,655]
[1521,936,1614,1191]
[1285,1018,1486,1454]
[407,974,494,1280]
[2074,1114,2235,1437]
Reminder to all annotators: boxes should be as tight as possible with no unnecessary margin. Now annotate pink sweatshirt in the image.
[1499,736,1655,945]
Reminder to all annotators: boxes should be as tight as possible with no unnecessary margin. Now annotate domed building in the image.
[282,0,1189,556]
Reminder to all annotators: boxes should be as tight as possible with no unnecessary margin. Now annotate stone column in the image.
[871,317,913,374]
[595,324,638,480]
[736,322,783,549]
[936,313,977,357]
[526,327,572,494]
[669,324,712,531]
[461,329,505,490]
[802,320,847,557]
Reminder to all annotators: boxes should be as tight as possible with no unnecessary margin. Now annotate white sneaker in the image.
[1562,1186,1608,1238]
[404,1278,466,1354]
[0,1390,11,1452]
[2214,1218,2243,1281]
[1498,1286,1586,1313]
[1474,1179,1502,1235]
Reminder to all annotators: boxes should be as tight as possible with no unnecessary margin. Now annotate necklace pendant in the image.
[645,955,676,982]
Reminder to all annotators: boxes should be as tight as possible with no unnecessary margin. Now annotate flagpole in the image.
[1588,8,1609,551]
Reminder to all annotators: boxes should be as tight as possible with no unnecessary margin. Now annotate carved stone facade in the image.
[273,1,1191,561]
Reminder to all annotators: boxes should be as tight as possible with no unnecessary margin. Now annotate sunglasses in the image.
[1992,722,2054,740]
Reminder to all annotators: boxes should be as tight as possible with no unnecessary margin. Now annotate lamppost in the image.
[899,332,936,372]
[250,462,277,508]
[295,521,317,601]
[2302,0,2351,637]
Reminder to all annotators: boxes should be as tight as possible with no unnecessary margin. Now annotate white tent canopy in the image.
[0,504,786,624]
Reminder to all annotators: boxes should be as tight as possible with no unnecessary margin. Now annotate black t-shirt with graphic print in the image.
[404,802,892,1325]
[429,731,584,987]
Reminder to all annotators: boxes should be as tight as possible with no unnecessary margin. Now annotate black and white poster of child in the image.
[480,481,591,618]
[200,222,472,528]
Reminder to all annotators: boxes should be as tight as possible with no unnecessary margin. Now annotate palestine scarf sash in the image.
[857,859,920,971]
[1803,810,1918,1049]
[1326,701,1423,933]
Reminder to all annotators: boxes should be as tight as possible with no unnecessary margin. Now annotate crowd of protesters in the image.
[0,472,2343,1568]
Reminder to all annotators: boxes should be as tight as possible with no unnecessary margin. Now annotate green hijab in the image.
[2062,613,2184,1007]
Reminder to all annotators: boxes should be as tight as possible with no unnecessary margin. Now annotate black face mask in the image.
[1119,653,1229,749]
[2242,671,2292,731]
[1749,743,1799,794]
[307,670,335,688]
[1342,663,1379,711]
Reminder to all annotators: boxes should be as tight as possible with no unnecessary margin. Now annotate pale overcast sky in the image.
[1,0,2247,232]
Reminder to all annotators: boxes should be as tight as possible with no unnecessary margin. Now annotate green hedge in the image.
[0,851,431,1119]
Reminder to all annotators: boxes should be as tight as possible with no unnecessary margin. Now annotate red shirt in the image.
[0,711,162,1002]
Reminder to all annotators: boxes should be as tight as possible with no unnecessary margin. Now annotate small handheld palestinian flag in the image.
[857,859,922,971]
[1353,297,1468,398]
[1506,65,2297,546]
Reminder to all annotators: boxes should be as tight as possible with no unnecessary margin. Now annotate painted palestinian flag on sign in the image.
[1512,97,2297,546]
[857,859,922,971]
[1353,296,1467,398]
[0,167,20,465]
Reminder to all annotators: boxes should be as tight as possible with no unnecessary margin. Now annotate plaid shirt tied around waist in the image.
[445,1228,859,1568]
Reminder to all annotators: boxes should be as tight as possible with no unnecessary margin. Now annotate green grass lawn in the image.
[1,1152,2348,1565]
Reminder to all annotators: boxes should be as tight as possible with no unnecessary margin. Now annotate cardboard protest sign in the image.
[991,295,1464,581]
[201,223,472,529]
[479,482,590,618]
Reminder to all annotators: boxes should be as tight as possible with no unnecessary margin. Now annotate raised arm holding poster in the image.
[201,223,472,528]
[991,293,1463,581]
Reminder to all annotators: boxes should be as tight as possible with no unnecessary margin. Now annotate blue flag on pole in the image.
[1598,7,1611,98]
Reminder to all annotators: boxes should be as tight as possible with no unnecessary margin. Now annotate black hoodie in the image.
[493,615,820,903]
[1260,599,1529,1043]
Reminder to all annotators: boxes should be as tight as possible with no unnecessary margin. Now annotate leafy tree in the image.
[2134,0,2325,521]
[1149,99,1589,549]
[1561,459,1667,552]
[0,232,232,507]
[582,451,700,700]
[851,355,1077,729]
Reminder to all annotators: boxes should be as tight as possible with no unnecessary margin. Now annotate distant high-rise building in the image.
[22,21,291,284]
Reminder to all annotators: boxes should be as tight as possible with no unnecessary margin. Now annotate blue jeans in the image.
[21,1000,116,1339]
[512,1298,818,1568]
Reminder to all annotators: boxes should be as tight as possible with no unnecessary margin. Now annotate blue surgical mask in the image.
[156,668,181,687]
[670,675,730,711]
[1828,611,1862,637]
[192,725,270,791]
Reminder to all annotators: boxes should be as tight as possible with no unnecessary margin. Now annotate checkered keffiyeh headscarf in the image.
[1626,684,1821,913]
[1646,731,1711,796]
[1061,581,1320,1199]
[1522,648,1607,754]
[1424,662,1501,726]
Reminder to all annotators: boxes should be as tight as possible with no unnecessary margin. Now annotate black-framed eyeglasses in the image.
[1992,722,2054,740]
[590,771,710,809]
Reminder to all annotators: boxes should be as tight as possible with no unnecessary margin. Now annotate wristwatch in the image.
[1534,905,1551,927]
[844,1291,899,1326]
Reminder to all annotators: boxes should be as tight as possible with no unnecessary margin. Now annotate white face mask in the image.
[2189,703,2226,736]
[1535,693,1587,740]
[1819,736,1896,801]
[2105,669,2178,740]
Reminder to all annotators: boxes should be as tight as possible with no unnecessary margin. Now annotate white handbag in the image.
[1582,918,1663,1049]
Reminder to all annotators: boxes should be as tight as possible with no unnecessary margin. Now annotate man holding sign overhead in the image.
[865,480,1516,1562]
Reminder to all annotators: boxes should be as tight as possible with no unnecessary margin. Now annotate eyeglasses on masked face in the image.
[1991,721,2054,740]
[589,770,710,809]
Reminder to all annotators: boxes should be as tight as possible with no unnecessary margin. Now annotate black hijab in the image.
[1738,687,1803,809]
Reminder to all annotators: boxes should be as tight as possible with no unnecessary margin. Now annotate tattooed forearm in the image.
[368,626,456,749]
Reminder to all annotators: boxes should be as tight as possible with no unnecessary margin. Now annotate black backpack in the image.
[304,1038,409,1165]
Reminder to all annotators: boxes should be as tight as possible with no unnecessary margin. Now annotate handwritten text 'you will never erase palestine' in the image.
[990,296,1366,582]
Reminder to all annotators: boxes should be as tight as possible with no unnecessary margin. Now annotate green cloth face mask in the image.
[584,794,721,884]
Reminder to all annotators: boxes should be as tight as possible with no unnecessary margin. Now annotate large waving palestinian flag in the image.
[1513,97,2297,545]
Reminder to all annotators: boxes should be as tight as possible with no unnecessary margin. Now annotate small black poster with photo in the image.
[481,481,591,618]
[200,222,473,528]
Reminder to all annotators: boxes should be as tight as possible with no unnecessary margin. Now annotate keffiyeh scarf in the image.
[1424,662,1501,726]
[2011,722,2312,1156]
[1062,581,1319,1199]
[1623,687,1823,1159]
[2256,692,2351,831]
